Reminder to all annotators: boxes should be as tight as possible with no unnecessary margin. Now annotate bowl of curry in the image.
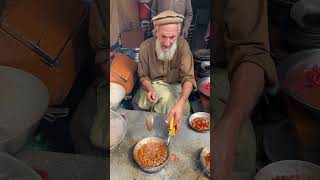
[133,137,170,173]
[200,145,211,177]
[189,112,210,132]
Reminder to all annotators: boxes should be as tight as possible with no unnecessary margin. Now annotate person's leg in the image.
[211,68,256,173]
[135,81,191,115]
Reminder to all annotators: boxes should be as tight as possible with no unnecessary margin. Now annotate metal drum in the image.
[194,49,210,78]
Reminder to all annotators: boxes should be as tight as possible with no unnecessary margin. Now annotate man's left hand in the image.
[167,101,185,133]
[182,28,189,39]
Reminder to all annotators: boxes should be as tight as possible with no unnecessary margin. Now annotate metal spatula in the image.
[145,97,163,131]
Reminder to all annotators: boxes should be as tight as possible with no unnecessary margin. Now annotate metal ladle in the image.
[145,97,162,131]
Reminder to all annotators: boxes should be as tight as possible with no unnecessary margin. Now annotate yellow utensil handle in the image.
[169,116,175,136]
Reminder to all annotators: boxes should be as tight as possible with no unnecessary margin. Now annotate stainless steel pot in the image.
[0,66,49,154]
[133,137,170,173]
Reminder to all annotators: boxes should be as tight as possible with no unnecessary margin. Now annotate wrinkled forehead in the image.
[157,24,180,36]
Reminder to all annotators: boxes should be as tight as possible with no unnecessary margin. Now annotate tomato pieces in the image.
[191,117,210,131]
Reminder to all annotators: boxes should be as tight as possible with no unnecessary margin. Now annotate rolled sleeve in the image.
[225,0,278,92]
[180,41,197,89]
[137,43,151,83]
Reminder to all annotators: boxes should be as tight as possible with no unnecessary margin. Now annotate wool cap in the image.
[152,10,184,26]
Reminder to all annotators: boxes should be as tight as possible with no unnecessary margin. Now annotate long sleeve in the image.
[179,40,197,88]
[137,42,151,83]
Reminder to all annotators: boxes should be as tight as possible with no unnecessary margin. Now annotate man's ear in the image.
[152,28,158,37]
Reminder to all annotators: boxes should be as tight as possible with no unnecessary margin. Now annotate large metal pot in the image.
[133,137,170,173]
[0,66,49,154]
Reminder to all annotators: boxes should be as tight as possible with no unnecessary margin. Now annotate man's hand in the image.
[147,90,158,104]
[141,79,158,104]
[168,81,193,133]
[167,101,185,133]
[182,28,189,39]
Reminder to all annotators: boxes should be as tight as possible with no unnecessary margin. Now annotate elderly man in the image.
[135,10,196,133]
[151,0,193,39]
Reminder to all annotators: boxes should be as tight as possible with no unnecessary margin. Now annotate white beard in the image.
[155,38,177,61]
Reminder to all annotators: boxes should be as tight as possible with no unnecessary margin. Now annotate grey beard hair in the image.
[155,38,177,61]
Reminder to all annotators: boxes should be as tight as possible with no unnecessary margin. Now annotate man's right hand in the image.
[147,90,158,104]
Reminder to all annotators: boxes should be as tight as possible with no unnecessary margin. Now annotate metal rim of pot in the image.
[110,109,127,150]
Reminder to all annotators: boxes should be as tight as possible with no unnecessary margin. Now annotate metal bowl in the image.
[255,160,320,180]
[278,49,320,118]
[133,137,170,174]
[200,145,210,178]
[188,112,210,132]
[0,152,42,180]
[110,110,127,150]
